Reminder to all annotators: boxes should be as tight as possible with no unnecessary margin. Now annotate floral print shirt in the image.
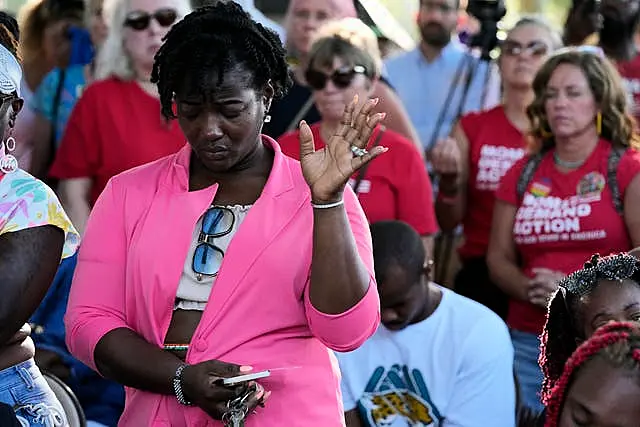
[0,169,79,259]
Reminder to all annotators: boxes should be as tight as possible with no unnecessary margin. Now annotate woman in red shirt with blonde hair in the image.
[488,48,640,413]
[431,16,561,320]
[278,18,437,259]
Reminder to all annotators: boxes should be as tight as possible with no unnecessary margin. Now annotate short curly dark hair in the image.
[151,2,292,120]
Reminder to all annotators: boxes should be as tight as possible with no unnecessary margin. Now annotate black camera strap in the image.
[426,52,474,154]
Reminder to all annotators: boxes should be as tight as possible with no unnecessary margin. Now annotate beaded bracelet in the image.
[173,364,193,406]
[164,343,190,352]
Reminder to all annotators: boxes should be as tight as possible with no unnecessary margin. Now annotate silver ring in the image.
[350,145,368,157]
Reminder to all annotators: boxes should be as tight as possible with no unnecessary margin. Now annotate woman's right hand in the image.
[528,268,564,309]
[430,137,462,181]
[181,360,269,419]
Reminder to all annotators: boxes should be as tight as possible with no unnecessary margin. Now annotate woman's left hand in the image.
[298,95,388,203]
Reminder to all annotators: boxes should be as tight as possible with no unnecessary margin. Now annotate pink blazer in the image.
[65,136,380,426]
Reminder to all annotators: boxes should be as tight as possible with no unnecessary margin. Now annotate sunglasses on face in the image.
[0,94,16,104]
[124,8,177,31]
[305,65,367,91]
[0,94,21,113]
[192,207,235,281]
[501,40,549,57]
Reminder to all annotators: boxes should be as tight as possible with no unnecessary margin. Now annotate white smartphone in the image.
[221,370,271,386]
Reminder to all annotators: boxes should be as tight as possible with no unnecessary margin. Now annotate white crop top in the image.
[174,204,252,311]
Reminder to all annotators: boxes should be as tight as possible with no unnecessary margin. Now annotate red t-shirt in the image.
[49,77,185,205]
[496,140,640,334]
[277,124,438,235]
[617,54,640,124]
[459,106,526,259]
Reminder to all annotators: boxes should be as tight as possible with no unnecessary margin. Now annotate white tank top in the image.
[174,204,252,311]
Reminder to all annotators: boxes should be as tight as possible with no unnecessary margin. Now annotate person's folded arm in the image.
[305,186,380,352]
[65,179,183,395]
[487,160,531,301]
[0,226,64,346]
[487,200,530,301]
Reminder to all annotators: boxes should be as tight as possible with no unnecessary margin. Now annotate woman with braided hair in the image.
[539,252,640,406]
[65,2,382,426]
[542,321,640,427]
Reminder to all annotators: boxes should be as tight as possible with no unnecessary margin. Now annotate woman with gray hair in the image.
[49,0,190,235]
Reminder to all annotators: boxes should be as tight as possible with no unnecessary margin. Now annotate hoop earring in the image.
[264,114,271,123]
[0,136,17,174]
[596,111,602,136]
[540,126,553,139]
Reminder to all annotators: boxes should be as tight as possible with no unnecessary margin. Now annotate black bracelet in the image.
[173,364,193,406]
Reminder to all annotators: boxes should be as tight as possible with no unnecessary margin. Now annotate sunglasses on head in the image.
[124,8,177,31]
[305,65,367,91]
[501,40,549,57]
[192,206,235,281]
[553,45,606,59]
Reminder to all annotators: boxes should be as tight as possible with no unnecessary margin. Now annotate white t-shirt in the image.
[336,286,516,427]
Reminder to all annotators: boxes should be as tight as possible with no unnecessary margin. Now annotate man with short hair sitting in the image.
[337,220,516,427]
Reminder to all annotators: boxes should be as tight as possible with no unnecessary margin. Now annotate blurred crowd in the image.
[1,0,640,426]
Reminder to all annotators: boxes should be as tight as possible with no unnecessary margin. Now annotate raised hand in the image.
[298,95,388,203]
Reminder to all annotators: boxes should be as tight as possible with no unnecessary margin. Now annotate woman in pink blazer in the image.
[64,4,383,426]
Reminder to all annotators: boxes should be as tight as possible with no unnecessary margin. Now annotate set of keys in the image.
[221,383,256,427]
